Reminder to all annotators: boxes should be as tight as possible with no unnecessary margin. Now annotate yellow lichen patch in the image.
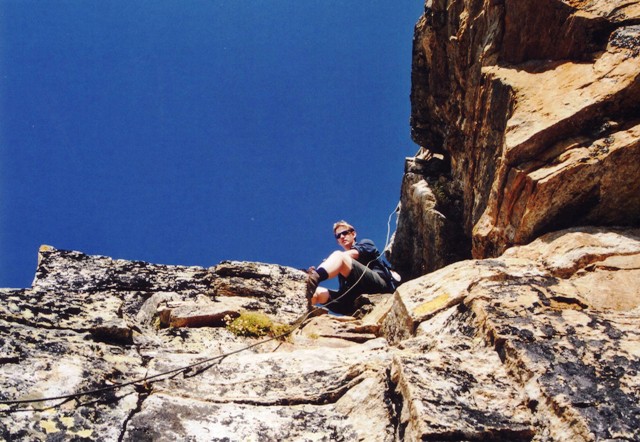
[60,417,74,428]
[413,293,451,317]
[39,244,54,252]
[71,429,93,438]
[40,419,59,434]
[102,353,137,366]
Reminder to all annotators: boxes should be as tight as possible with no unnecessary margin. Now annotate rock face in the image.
[391,0,640,278]
[384,227,640,441]
[1,228,639,441]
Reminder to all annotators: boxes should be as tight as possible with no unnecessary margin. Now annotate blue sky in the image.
[0,1,422,288]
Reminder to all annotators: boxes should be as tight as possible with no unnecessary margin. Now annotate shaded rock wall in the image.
[392,0,640,278]
[389,159,470,281]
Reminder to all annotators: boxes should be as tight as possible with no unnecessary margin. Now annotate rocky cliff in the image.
[390,0,640,280]
[2,1,640,441]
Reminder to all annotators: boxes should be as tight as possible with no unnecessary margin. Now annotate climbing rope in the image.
[0,311,308,411]
[384,201,401,255]
[0,205,401,413]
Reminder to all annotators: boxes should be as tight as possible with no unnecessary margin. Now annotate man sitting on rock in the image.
[306,220,394,315]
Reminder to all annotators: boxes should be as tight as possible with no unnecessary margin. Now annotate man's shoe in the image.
[308,305,328,318]
[306,268,320,302]
[306,268,320,297]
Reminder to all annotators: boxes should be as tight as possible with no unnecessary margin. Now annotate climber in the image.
[306,220,395,315]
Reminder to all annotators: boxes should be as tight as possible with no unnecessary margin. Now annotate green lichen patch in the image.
[225,311,291,339]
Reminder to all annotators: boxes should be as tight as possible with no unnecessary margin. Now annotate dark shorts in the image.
[328,259,391,315]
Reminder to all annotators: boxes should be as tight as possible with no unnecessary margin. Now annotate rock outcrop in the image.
[384,227,640,440]
[1,228,639,441]
[391,0,640,278]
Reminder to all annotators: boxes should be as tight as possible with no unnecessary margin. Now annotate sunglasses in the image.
[335,229,354,239]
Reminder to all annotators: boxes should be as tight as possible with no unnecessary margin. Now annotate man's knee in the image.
[335,251,353,275]
[328,250,349,262]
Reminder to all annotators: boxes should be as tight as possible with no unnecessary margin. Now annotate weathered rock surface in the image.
[392,0,640,278]
[0,246,311,440]
[1,227,638,441]
[384,227,640,441]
